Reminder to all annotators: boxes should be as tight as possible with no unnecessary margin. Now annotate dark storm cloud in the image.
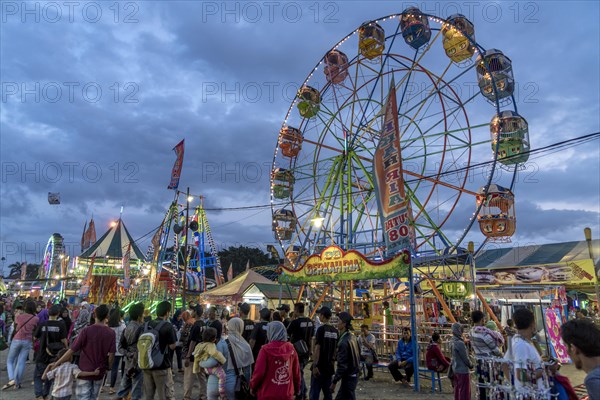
[1,1,599,266]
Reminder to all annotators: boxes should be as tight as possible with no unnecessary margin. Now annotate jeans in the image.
[76,379,103,400]
[34,362,52,398]
[117,369,144,400]
[206,368,236,400]
[309,373,333,400]
[299,359,308,399]
[171,347,183,370]
[6,339,32,385]
[110,355,123,387]
[334,375,357,400]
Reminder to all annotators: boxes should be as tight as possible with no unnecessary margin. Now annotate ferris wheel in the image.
[270,9,530,269]
[42,233,65,287]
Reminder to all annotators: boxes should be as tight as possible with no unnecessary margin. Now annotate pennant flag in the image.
[373,79,415,257]
[123,243,131,289]
[80,220,88,252]
[168,139,185,190]
[83,218,97,250]
[227,262,233,281]
[87,218,97,246]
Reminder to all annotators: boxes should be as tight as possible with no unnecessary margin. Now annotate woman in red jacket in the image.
[250,321,300,400]
[425,332,451,372]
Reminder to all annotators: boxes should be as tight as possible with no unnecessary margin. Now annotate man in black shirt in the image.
[184,305,207,400]
[142,301,177,400]
[277,303,291,328]
[239,302,255,342]
[310,306,338,400]
[206,306,222,340]
[249,308,271,362]
[330,312,360,400]
[34,304,67,400]
[287,302,314,400]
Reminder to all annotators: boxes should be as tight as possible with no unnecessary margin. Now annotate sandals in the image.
[1,380,15,390]
[109,388,116,395]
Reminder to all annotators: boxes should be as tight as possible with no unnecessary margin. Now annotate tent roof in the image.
[79,218,145,261]
[201,270,273,298]
[475,239,600,269]
[242,282,299,300]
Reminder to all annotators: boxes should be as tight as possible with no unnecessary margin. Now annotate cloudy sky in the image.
[1,1,599,271]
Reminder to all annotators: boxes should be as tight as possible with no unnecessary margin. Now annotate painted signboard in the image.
[474,260,597,286]
[279,245,411,284]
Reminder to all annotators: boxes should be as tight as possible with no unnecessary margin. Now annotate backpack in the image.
[137,321,167,370]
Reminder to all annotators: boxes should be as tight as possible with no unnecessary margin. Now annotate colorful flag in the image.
[373,79,415,257]
[168,139,185,190]
[87,218,97,246]
[123,243,131,289]
[227,262,233,281]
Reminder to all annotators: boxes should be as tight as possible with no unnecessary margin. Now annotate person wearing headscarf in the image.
[451,323,472,400]
[226,317,254,378]
[199,317,254,400]
[69,302,90,348]
[59,307,72,333]
[250,321,300,400]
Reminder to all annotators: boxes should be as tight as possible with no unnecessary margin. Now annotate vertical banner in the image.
[80,254,95,298]
[544,307,570,363]
[123,243,131,289]
[227,262,233,281]
[20,262,27,281]
[168,139,185,190]
[373,79,415,257]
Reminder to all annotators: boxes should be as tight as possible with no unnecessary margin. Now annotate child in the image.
[193,327,227,400]
[43,348,99,400]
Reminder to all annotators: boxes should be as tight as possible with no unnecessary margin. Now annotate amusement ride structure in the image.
[270,8,531,388]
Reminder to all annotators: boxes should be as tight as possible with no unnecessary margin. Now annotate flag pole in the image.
[182,187,190,310]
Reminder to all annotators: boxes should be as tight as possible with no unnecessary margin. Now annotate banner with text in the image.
[279,245,411,284]
[373,79,415,256]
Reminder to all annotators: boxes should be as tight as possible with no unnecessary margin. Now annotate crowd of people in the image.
[0,297,364,400]
[0,294,599,400]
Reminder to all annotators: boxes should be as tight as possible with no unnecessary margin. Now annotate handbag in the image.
[45,323,65,359]
[293,339,309,358]
[293,318,312,359]
[10,314,35,341]
[226,339,256,400]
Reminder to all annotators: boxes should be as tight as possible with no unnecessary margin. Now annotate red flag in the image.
[168,139,185,190]
[123,243,131,289]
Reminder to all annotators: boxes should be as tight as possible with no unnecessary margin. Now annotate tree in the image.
[217,246,277,277]
[6,262,41,280]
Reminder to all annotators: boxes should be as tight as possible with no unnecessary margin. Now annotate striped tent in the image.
[78,218,145,304]
[80,218,145,260]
